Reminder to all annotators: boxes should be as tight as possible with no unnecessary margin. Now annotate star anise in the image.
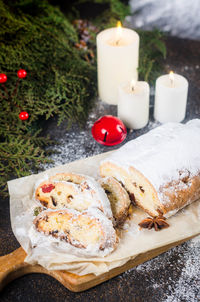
[138,215,169,231]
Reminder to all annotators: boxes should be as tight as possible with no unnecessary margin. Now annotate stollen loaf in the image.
[100,119,200,217]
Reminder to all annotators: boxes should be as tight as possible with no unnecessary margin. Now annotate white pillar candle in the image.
[154,72,189,123]
[118,80,150,129]
[97,22,139,105]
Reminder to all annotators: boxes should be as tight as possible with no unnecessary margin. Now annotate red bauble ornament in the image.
[17,69,27,79]
[91,115,127,146]
[0,73,7,83]
[19,111,29,120]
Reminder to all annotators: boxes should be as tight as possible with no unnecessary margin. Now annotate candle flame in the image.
[116,21,122,45]
[130,79,136,92]
[117,21,122,29]
[169,71,175,87]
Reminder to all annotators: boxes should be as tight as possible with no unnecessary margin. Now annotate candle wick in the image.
[131,84,135,92]
[170,78,174,88]
[116,39,120,46]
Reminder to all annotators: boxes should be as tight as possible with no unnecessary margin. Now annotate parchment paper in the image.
[8,152,200,276]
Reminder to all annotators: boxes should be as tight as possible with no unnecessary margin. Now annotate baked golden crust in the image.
[99,176,131,226]
[158,173,200,216]
[49,173,86,184]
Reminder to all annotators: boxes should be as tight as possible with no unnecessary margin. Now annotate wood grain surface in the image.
[0,234,198,292]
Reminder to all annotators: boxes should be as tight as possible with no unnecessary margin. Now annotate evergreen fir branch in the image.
[0,135,52,196]
[137,29,166,83]
[0,0,166,198]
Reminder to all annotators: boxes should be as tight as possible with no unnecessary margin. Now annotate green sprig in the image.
[0,0,166,197]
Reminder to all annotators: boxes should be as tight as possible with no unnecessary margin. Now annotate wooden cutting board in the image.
[0,234,198,292]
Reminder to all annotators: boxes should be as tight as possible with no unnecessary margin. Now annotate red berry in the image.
[91,115,127,146]
[0,73,7,83]
[19,111,29,120]
[17,69,27,79]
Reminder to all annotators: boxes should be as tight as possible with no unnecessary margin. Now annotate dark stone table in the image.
[0,36,200,302]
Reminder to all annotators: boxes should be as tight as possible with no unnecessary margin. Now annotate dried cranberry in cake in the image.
[35,173,113,220]
[41,184,55,193]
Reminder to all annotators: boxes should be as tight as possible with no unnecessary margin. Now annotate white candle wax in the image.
[118,81,150,129]
[154,73,189,123]
[97,26,139,105]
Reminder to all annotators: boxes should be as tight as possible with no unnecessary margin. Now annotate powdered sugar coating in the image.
[102,119,200,206]
[35,173,113,220]
[32,173,115,257]
[31,207,117,257]
[127,235,200,302]
[79,175,113,220]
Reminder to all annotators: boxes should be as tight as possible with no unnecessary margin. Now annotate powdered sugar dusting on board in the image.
[42,101,119,170]
[42,100,161,172]
[163,236,200,302]
[119,235,200,302]
[43,130,103,168]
